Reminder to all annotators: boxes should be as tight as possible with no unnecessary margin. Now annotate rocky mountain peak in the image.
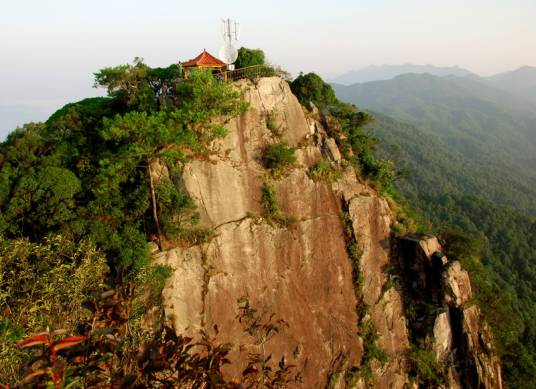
[151,77,502,388]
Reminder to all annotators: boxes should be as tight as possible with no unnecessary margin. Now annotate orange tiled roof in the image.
[181,50,226,67]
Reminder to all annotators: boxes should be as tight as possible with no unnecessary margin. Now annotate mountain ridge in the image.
[331,65,536,106]
[366,109,536,387]
[330,64,477,85]
[332,73,536,206]
[486,66,536,105]
[0,71,504,388]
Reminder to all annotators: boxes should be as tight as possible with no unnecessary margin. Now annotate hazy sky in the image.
[1,0,536,138]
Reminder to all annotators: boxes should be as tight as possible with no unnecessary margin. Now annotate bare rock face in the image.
[157,246,205,333]
[323,137,342,164]
[461,306,503,389]
[334,174,410,388]
[433,312,453,363]
[153,77,501,388]
[154,77,364,387]
[396,235,502,389]
[418,235,442,258]
[444,260,472,307]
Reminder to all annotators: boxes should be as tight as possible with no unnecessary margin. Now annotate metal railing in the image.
[216,64,281,82]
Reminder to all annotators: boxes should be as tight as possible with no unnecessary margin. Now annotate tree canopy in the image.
[371,111,536,387]
[290,72,337,111]
[0,61,246,273]
[235,47,266,69]
[0,60,248,384]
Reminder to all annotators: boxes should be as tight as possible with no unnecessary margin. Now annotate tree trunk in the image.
[147,158,163,250]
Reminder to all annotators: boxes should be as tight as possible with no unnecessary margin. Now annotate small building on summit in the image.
[180,50,227,79]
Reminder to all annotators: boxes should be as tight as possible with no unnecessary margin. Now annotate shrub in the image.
[408,345,445,386]
[342,318,389,384]
[0,235,109,383]
[260,182,296,228]
[361,319,389,366]
[290,72,337,111]
[261,182,279,218]
[13,293,300,388]
[155,175,202,244]
[266,109,280,136]
[263,143,296,171]
[290,72,397,193]
[235,47,266,69]
[308,159,341,183]
[173,227,215,246]
[341,207,363,292]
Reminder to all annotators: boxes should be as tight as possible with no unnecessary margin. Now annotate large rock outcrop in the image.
[396,235,502,389]
[152,77,502,388]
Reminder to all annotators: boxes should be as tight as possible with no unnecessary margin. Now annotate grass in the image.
[266,109,282,137]
[260,182,297,228]
[308,159,341,183]
[408,345,445,386]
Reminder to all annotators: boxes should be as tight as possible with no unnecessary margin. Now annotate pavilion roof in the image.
[181,50,226,67]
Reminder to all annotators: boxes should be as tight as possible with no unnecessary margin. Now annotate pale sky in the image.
[1,0,536,138]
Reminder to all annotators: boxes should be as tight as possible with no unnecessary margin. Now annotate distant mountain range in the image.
[330,64,478,85]
[331,64,536,105]
[332,70,536,214]
[487,66,536,105]
[331,65,536,105]
[331,63,536,387]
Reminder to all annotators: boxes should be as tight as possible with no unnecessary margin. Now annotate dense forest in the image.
[0,60,252,385]
[368,112,536,387]
[332,73,536,386]
[333,74,536,205]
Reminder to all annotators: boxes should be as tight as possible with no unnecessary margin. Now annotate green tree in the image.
[0,124,81,239]
[262,143,296,170]
[235,47,266,69]
[93,62,182,111]
[290,72,337,111]
[1,61,247,273]
[86,70,247,266]
[291,73,394,191]
[94,57,156,112]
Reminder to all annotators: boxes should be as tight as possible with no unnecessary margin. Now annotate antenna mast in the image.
[219,18,239,68]
[222,18,239,42]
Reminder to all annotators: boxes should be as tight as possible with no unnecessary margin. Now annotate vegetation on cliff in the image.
[0,64,393,385]
[0,60,247,385]
[291,73,397,192]
[0,61,514,387]
[235,47,266,69]
[0,61,245,266]
[368,110,536,387]
[332,74,536,210]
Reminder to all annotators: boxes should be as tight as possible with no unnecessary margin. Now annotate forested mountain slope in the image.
[366,111,536,387]
[367,112,536,213]
[333,74,536,189]
[487,66,536,105]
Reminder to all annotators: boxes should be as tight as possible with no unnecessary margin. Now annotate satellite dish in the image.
[219,44,238,65]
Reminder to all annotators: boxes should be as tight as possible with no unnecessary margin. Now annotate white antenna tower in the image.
[219,18,239,68]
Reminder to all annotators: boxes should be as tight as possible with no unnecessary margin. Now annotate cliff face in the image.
[396,236,502,389]
[152,77,501,388]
